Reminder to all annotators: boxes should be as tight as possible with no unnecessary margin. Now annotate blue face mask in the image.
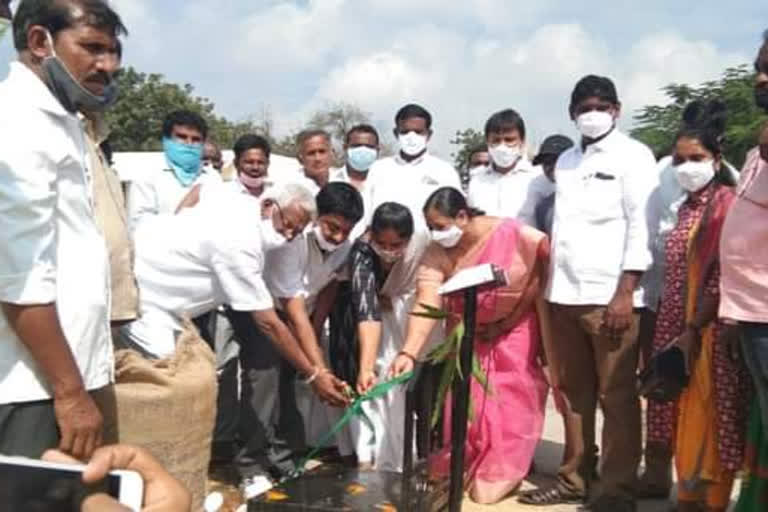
[163,137,203,186]
[346,146,378,172]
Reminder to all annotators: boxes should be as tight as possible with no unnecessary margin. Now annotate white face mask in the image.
[468,165,486,176]
[674,160,715,193]
[260,209,289,251]
[313,224,342,252]
[398,132,428,157]
[489,143,522,169]
[576,111,614,139]
[0,18,10,42]
[431,225,463,249]
[371,243,404,264]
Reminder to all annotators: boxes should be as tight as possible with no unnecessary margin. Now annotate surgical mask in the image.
[468,165,486,175]
[398,132,428,157]
[261,210,289,251]
[346,146,378,172]
[371,243,404,264]
[489,143,522,169]
[431,225,463,249]
[164,137,203,186]
[755,87,768,113]
[202,163,217,175]
[313,225,341,252]
[576,111,614,140]
[41,31,118,113]
[674,160,715,193]
[0,18,10,42]
[239,172,266,192]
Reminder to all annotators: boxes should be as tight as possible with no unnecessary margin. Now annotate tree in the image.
[105,67,265,152]
[449,128,485,169]
[631,65,764,168]
[306,102,373,166]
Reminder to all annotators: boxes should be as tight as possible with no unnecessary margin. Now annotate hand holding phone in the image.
[43,444,191,511]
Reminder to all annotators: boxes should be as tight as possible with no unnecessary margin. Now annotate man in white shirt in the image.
[203,140,223,174]
[368,104,462,221]
[127,109,220,229]
[0,0,126,459]
[468,109,553,225]
[529,75,656,512]
[460,144,490,193]
[236,183,363,490]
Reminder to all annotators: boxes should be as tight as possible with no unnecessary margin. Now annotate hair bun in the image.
[681,99,727,138]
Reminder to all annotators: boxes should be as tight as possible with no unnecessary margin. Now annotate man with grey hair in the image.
[118,182,343,397]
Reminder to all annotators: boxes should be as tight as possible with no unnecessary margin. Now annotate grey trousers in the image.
[227,309,305,480]
[0,399,59,458]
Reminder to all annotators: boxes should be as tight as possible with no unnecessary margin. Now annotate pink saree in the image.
[431,219,549,494]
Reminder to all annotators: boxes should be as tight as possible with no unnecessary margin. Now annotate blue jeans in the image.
[741,322,768,429]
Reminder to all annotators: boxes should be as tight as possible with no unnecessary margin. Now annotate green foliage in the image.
[449,128,485,169]
[413,304,492,428]
[631,65,765,168]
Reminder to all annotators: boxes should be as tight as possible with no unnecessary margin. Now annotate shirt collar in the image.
[8,61,71,118]
[580,127,622,155]
[489,157,534,176]
[395,151,429,166]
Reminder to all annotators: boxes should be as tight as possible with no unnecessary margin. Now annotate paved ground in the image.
[208,396,739,511]
[462,397,738,512]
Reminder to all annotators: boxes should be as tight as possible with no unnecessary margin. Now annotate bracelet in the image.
[301,367,320,385]
[398,350,417,363]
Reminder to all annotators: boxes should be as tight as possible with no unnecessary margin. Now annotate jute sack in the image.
[100,321,217,511]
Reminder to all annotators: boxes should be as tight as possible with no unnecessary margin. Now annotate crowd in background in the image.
[1,2,768,512]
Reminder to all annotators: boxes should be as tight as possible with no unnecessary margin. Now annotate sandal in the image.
[517,483,585,506]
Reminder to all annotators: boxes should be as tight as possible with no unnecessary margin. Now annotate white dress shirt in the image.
[546,129,657,307]
[122,186,273,358]
[265,231,352,314]
[467,158,553,225]
[127,163,221,230]
[368,152,462,227]
[0,62,112,403]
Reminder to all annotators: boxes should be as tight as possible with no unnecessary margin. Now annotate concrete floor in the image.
[461,397,738,512]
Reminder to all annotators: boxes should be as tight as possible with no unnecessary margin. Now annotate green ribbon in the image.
[290,371,414,479]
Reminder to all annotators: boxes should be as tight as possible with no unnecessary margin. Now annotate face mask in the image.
[163,137,203,186]
[371,243,404,264]
[576,111,614,140]
[261,209,289,251]
[398,132,428,157]
[431,225,463,249]
[313,224,341,252]
[755,87,768,113]
[674,160,715,193]
[0,18,10,42]
[202,163,217,175]
[346,146,378,172]
[239,172,266,193]
[41,31,118,113]
[489,143,522,169]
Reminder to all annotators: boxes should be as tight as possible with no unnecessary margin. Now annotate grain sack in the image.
[99,321,217,511]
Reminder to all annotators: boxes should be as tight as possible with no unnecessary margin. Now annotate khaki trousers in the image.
[549,304,641,501]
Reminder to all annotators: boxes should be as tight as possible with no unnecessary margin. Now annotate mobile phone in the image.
[0,455,144,511]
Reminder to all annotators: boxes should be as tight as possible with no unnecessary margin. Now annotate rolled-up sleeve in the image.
[621,146,657,272]
[0,146,57,304]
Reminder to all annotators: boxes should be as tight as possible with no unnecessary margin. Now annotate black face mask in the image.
[755,87,768,113]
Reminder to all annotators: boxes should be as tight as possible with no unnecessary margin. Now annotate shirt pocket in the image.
[579,171,623,221]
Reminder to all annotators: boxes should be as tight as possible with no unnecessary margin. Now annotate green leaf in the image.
[472,355,492,396]
[431,362,456,428]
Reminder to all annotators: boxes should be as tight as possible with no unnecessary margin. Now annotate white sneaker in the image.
[240,475,274,500]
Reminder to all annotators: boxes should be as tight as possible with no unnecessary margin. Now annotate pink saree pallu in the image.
[431,219,549,496]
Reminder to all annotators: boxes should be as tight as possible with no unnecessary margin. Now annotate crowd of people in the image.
[1,1,768,512]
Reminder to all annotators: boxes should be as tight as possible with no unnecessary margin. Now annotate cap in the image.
[533,135,574,166]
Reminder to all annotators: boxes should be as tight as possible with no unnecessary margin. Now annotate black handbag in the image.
[637,344,689,402]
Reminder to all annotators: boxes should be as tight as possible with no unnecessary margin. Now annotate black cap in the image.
[533,135,574,166]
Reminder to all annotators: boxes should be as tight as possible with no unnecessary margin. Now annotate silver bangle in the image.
[301,367,320,385]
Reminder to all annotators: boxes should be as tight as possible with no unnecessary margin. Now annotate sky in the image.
[1,0,764,158]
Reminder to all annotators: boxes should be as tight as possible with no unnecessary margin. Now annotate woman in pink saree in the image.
[389,187,549,504]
